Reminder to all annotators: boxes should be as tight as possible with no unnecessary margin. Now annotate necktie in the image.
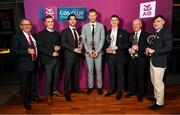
[73,29,78,47]
[92,24,95,39]
[28,34,37,61]
[134,32,138,45]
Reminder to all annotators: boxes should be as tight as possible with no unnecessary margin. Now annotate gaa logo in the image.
[57,7,87,21]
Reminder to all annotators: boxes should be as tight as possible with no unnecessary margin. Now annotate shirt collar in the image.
[69,25,76,30]
[46,28,54,32]
[135,29,142,35]
[90,22,96,27]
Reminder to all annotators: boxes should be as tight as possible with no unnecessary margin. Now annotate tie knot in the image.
[92,24,95,27]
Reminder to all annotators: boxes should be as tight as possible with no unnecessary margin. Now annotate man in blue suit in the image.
[145,15,172,110]
[11,19,41,110]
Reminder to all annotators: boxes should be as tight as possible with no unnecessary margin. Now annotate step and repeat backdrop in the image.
[24,0,173,95]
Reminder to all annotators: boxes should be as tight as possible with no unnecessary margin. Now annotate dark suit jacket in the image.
[129,31,149,65]
[151,27,172,68]
[61,27,81,58]
[37,29,61,64]
[105,28,129,64]
[11,32,35,71]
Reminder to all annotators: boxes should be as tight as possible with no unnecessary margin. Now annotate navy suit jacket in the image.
[105,28,129,64]
[11,32,35,71]
[61,27,81,58]
[151,27,173,68]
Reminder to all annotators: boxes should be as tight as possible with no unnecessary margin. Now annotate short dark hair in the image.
[110,15,120,20]
[153,15,165,22]
[67,14,77,20]
[44,15,53,21]
[88,8,97,14]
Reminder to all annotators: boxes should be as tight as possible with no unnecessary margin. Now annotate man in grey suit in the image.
[82,8,105,95]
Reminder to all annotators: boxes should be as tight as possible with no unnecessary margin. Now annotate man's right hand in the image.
[52,52,59,57]
[74,48,82,54]
[28,48,35,55]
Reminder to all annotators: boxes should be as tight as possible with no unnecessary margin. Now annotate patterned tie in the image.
[134,32,138,45]
[73,29,78,47]
[28,34,37,61]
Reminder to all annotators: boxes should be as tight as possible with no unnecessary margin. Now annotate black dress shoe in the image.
[86,88,93,95]
[137,96,143,102]
[116,91,122,100]
[98,89,103,95]
[125,92,134,98]
[24,103,32,110]
[105,90,115,97]
[31,97,42,103]
[148,104,163,110]
[147,97,156,102]
[74,89,84,93]
[65,94,71,102]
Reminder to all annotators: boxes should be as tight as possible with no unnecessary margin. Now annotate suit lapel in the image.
[21,32,31,47]
[68,27,76,46]
[87,23,92,38]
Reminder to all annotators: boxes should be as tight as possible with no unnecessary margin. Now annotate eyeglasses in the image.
[21,24,32,26]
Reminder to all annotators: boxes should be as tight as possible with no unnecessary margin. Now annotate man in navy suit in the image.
[104,15,129,100]
[11,19,41,110]
[145,15,172,110]
[61,14,83,101]
[125,18,149,102]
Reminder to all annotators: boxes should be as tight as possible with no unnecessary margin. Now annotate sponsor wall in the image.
[24,0,173,95]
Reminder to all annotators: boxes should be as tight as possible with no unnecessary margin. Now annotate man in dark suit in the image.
[125,18,149,102]
[61,14,83,101]
[11,19,41,110]
[37,15,61,105]
[145,15,172,110]
[104,15,129,100]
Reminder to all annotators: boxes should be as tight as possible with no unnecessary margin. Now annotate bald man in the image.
[125,18,149,102]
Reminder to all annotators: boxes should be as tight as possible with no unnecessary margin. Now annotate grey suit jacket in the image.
[81,22,105,55]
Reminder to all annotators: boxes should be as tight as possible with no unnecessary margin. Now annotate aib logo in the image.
[140,1,156,18]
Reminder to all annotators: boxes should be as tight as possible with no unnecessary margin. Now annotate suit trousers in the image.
[85,54,102,89]
[20,71,37,104]
[128,58,146,96]
[150,60,166,105]
[44,59,60,96]
[107,55,124,92]
[64,57,80,95]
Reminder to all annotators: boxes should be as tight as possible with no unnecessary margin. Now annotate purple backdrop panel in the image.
[24,0,173,95]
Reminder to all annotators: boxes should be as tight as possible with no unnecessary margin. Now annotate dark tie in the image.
[92,24,95,39]
[73,29,78,47]
[28,34,37,61]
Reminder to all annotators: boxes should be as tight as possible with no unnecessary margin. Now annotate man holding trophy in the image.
[61,14,83,101]
[82,8,105,95]
[104,15,129,100]
[37,15,61,105]
[125,19,149,102]
[145,15,172,110]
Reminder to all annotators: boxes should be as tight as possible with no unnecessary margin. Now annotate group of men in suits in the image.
[11,7,172,110]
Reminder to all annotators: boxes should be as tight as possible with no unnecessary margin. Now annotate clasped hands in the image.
[53,45,61,57]
[129,45,138,55]
[106,45,118,54]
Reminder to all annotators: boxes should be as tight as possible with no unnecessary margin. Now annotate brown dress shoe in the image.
[53,91,61,96]
[46,96,53,105]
